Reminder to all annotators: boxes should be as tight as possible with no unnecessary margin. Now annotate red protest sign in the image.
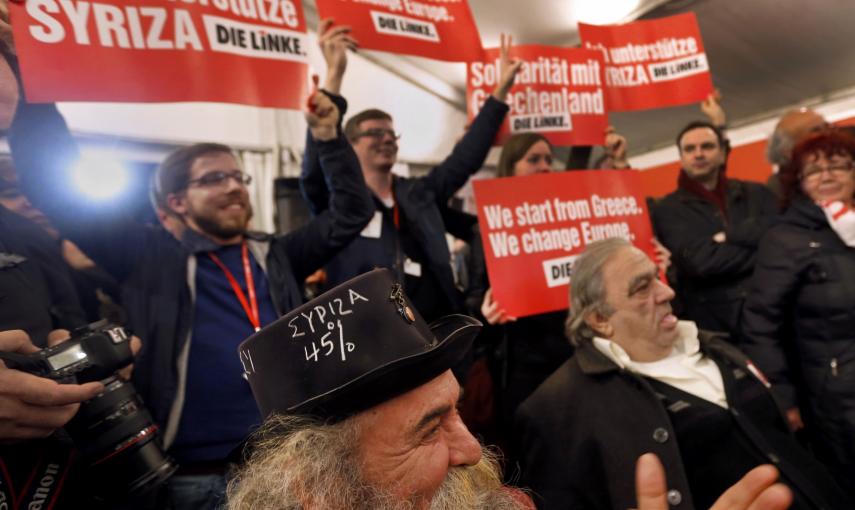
[314,0,482,62]
[578,12,713,112]
[467,45,608,146]
[11,0,309,109]
[473,171,656,318]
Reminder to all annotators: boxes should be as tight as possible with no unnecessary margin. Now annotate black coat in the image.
[515,332,840,510]
[651,179,777,336]
[0,205,86,344]
[742,198,855,491]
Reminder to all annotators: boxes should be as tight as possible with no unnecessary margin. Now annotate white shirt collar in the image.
[591,320,728,408]
[592,320,700,370]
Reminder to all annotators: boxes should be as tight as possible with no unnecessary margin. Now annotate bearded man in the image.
[226,268,527,510]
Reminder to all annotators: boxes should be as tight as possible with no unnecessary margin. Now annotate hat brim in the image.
[290,314,482,420]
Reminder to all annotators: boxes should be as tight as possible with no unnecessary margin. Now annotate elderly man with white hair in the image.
[516,238,848,510]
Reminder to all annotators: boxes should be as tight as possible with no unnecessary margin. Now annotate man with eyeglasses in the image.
[9,50,374,506]
[300,23,521,322]
[650,120,777,342]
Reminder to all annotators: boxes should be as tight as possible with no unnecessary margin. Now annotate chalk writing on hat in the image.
[239,287,371,377]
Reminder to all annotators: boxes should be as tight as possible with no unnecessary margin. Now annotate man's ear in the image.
[584,309,613,339]
[167,193,187,216]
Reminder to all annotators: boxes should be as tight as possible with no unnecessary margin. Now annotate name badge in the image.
[360,211,383,239]
[404,258,422,277]
[0,252,26,269]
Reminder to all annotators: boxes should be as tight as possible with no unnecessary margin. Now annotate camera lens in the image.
[64,376,177,500]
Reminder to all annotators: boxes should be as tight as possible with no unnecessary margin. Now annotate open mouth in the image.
[222,202,246,211]
[660,313,678,329]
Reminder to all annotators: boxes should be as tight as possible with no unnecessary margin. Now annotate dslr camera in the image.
[1,321,176,500]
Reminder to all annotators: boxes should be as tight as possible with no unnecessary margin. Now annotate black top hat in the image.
[237,268,481,421]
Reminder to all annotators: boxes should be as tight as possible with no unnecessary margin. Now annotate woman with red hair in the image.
[742,128,855,499]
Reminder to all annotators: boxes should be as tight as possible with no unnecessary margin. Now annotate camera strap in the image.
[0,442,74,510]
[207,240,261,332]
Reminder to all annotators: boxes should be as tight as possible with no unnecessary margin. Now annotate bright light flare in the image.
[575,0,641,25]
[71,153,130,200]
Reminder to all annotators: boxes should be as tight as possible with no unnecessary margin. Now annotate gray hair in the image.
[565,238,629,345]
[226,414,526,510]
[226,413,365,509]
[766,127,793,167]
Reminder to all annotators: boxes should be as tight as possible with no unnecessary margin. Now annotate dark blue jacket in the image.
[10,97,374,447]
[300,94,509,312]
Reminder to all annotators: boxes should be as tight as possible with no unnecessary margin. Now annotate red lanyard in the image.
[392,201,400,230]
[207,240,261,332]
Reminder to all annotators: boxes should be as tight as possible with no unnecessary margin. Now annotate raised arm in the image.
[299,19,357,214]
[421,34,520,203]
[285,90,373,281]
[7,53,150,282]
[700,89,727,129]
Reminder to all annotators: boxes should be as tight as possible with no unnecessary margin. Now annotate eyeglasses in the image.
[187,170,252,188]
[353,128,401,141]
[800,161,855,181]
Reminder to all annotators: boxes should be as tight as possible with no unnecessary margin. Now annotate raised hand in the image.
[492,33,523,101]
[318,18,358,94]
[604,126,630,169]
[700,89,726,128]
[305,78,341,142]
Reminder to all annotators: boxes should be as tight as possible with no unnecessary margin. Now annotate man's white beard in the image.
[424,451,528,510]
[225,416,528,510]
[349,449,527,510]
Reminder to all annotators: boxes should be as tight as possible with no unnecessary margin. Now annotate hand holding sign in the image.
[651,238,671,275]
[492,34,523,101]
[480,288,517,325]
[319,18,358,94]
[701,89,726,128]
[603,126,630,169]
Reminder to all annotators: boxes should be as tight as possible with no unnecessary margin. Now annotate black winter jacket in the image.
[742,198,855,485]
[652,179,777,335]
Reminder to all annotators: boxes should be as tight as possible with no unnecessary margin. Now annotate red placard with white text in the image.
[473,171,656,317]
[314,0,483,62]
[11,0,309,109]
[578,13,713,112]
[467,45,608,146]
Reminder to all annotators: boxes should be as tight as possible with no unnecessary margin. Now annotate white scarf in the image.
[820,200,855,247]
